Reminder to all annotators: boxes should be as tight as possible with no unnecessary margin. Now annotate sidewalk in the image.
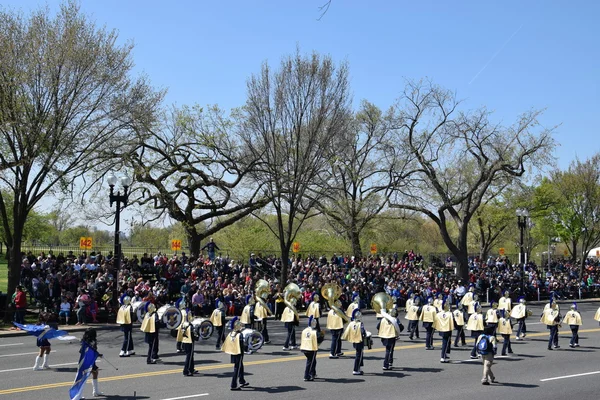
[2,298,598,338]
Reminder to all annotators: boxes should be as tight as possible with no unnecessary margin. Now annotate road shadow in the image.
[512,354,544,358]
[399,367,443,373]
[200,371,255,378]
[364,372,407,378]
[102,396,150,400]
[496,382,539,388]
[315,377,365,384]
[53,367,78,373]
[244,385,306,393]
[161,359,221,367]
[268,351,300,356]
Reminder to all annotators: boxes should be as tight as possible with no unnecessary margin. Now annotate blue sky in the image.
[5,0,599,170]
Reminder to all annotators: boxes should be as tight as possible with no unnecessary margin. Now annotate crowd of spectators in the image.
[10,246,600,327]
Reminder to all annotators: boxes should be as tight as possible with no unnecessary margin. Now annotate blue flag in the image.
[13,322,71,340]
[69,342,98,400]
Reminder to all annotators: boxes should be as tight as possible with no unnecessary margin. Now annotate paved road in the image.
[1,302,600,400]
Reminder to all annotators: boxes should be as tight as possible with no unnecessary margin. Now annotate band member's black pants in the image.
[501,334,512,355]
[183,342,195,375]
[454,325,466,346]
[516,318,527,337]
[230,353,246,388]
[569,325,579,346]
[215,326,225,348]
[284,322,297,348]
[440,331,451,359]
[146,332,159,363]
[121,324,134,352]
[424,322,434,348]
[382,337,396,368]
[353,342,364,372]
[330,328,342,355]
[303,350,317,379]
[548,325,559,348]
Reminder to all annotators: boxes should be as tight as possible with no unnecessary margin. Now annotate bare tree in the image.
[0,1,162,320]
[126,105,269,256]
[240,49,351,283]
[388,80,554,281]
[316,100,396,257]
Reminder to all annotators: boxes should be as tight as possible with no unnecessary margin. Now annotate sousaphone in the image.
[321,282,349,322]
[371,292,401,337]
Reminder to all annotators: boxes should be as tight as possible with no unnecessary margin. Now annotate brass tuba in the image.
[321,282,349,322]
[283,283,302,319]
[371,292,401,337]
[255,279,273,316]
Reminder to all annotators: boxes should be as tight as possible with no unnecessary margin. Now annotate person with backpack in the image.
[476,326,497,385]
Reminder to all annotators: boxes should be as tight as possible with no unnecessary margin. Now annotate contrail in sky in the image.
[469,24,524,85]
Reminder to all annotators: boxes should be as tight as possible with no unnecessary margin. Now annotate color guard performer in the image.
[467,302,485,359]
[306,293,321,331]
[327,299,345,358]
[221,317,250,391]
[377,308,400,370]
[181,311,198,376]
[420,297,437,350]
[563,303,582,348]
[176,297,189,353]
[540,297,561,350]
[497,310,513,356]
[406,296,421,340]
[433,299,454,363]
[453,303,467,347]
[117,294,135,357]
[498,290,512,313]
[241,295,255,329]
[300,316,319,381]
[342,309,366,375]
[511,297,529,340]
[141,302,161,364]
[211,300,227,349]
[281,297,299,351]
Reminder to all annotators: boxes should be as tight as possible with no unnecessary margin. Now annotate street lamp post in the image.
[107,172,131,312]
[516,208,530,296]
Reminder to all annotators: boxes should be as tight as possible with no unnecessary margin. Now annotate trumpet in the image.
[321,282,349,323]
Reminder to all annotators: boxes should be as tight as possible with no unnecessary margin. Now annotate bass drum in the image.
[241,328,264,352]
[132,301,148,322]
[158,305,182,330]
[191,318,214,340]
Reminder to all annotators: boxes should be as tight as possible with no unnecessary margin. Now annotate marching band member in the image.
[141,302,161,364]
[498,290,512,313]
[222,317,250,391]
[511,297,529,340]
[433,299,454,363]
[241,295,255,330]
[420,297,437,350]
[181,311,198,376]
[497,310,513,356]
[342,309,366,375]
[300,316,319,381]
[433,293,444,312]
[306,293,321,332]
[211,300,227,349]
[346,294,360,319]
[377,308,400,370]
[117,294,135,357]
[563,303,582,348]
[282,296,299,351]
[254,295,271,345]
[459,285,476,315]
[327,299,345,358]
[540,297,561,350]
[452,303,467,347]
[176,297,189,354]
[406,296,421,340]
[405,292,415,312]
[485,301,500,337]
[467,302,485,359]
[594,305,600,325]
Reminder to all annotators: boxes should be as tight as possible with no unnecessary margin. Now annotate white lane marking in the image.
[0,343,24,347]
[0,351,52,358]
[0,362,77,373]
[160,394,209,400]
[541,371,600,382]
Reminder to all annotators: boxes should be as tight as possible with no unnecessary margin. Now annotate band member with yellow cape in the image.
[420,297,437,350]
[467,302,484,359]
[342,309,366,375]
[222,317,250,391]
[563,302,582,348]
[541,297,561,350]
[116,294,135,357]
[300,316,319,381]
[434,299,454,363]
[510,297,530,340]
[497,310,513,356]
[141,302,162,364]
[210,300,227,349]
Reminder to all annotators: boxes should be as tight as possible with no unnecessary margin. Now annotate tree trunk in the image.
[280,244,291,285]
[3,227,23,323]
[348,226,363,259]
[455,249,470,283]
[185,226,201,257]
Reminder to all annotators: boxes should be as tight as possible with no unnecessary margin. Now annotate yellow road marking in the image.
[2,327,599,395]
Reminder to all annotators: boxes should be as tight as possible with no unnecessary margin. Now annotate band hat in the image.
[246,294,252,304]
[351,309,361,321]
[571,302,577,310]
[312,293,319,301]
[229,316,239,329]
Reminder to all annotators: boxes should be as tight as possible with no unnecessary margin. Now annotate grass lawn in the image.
[0,259,7,294]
